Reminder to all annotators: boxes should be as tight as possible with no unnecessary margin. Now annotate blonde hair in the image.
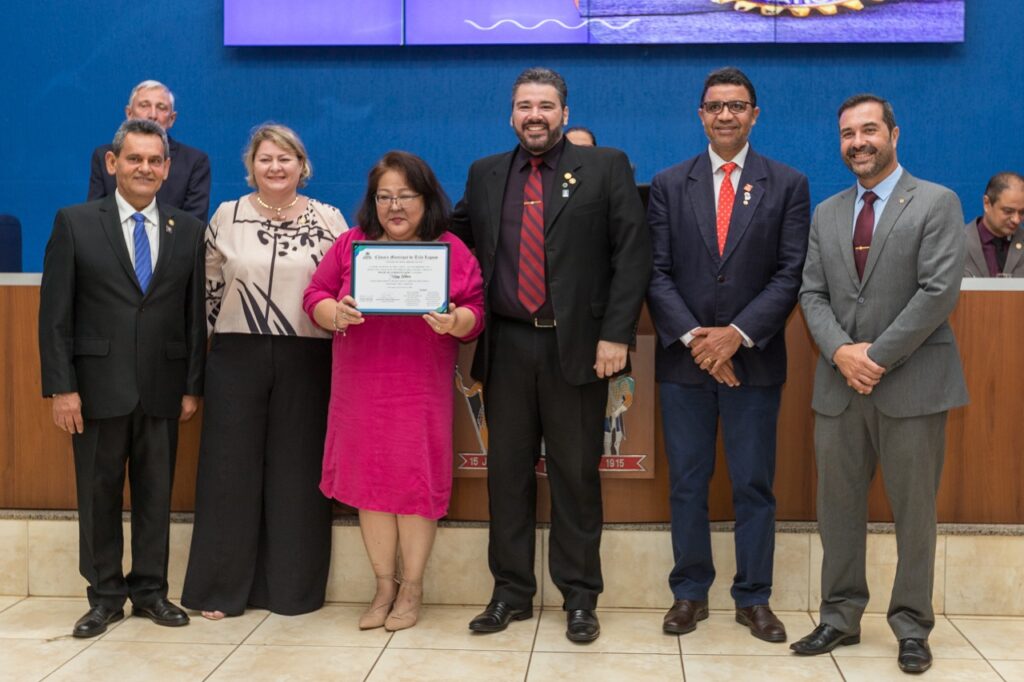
[243,123,313,189]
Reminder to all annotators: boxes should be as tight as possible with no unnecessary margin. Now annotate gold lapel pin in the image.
[1017,243,1022,250]
[898,198,905,204]
[743,183,753,192]
[568,178,577,185]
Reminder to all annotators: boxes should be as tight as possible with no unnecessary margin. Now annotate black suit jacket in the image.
[88,136,211,222]
[646,148,810,387]
[451,141,651,386]
[39,196,206,420]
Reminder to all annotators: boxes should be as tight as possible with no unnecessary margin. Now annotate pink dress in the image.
[303,228,484,519]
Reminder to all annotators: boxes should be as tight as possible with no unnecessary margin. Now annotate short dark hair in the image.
[565,126,596,145]
[837,93,897,132]
[111,119,169,158]
[512,67,568,107]
[985,171,1024,204]
[701,67,757,107]
[356,151,451,242]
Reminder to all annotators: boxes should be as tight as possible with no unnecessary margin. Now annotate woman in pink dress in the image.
[303,151,484,632]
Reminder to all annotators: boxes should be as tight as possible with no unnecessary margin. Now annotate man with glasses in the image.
[647,67,810,641]
[452,67,650,643]
[88,80,211,222]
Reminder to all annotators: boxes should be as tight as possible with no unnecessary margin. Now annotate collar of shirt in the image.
[516,136,565,172]
[856,164,903,205]
[114,190,159,227]
[707,143,749,175]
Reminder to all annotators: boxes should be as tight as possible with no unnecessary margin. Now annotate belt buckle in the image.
[532,318,556,328]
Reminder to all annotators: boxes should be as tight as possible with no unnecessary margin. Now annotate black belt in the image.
[496,314,557,328]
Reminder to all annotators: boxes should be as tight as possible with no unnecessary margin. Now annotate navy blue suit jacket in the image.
[88,136,211,223]
[647,148,810,387]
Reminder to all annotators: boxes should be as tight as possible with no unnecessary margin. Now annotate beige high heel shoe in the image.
[359,574,398,630]
[384,580,422,632]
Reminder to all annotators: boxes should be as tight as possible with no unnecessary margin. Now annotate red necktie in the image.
[518,157,546,313]
[716,162,738,256]
[853,190,878,280]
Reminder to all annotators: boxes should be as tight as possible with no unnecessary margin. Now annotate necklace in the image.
[256,193,299,220]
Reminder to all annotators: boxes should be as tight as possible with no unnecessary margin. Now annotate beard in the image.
[516,122,562,154]
[844,142,895,180]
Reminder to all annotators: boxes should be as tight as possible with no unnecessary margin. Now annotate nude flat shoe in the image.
[384,580,422,632]
[201,610,226,620]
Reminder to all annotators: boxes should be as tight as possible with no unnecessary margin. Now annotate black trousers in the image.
[73,404,178,610]
[181,334,333,616]
[485,318,608,611]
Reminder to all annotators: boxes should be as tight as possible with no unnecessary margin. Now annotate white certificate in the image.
[351,241,450,315]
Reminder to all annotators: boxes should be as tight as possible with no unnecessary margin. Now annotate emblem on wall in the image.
[713,0,885,16]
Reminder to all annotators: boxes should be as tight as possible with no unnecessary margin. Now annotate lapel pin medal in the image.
[166,218,174,233]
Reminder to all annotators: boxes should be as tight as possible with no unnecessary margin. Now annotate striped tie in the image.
[517,157,546,313]
[132,212,152,292]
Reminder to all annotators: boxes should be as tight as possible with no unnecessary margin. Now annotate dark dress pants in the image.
[72,404,178,610]
[660,381,781,607]
[181,334,333,616]
[485,317,608,611]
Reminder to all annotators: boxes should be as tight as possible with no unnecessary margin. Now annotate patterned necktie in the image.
[517,157,546,313]
[132,212,152,292]
[716,162,738,256]
[853,191,878,280]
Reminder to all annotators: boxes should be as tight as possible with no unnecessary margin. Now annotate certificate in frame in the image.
[350,241,450,315]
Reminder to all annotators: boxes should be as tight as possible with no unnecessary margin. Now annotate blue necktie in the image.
[132,212,152,292]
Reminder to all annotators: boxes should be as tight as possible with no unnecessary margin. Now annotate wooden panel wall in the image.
[2,286,1021,523]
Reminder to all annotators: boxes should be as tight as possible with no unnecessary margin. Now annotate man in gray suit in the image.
[791,94,967,674]
[963,171,1024,277]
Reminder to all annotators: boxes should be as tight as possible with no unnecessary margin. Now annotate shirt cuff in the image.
[680,328,700,347]
[730,323,754,348]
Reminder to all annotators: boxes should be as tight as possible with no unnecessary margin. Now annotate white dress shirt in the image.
[114,190,160,267]
[680,145,754,349]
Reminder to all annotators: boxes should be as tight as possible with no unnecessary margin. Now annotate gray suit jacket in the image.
[963,218,1024,277]
[800,170,968,418]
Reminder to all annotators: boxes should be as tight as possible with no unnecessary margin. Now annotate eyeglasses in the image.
[701,100,754,115]
[375,193,422,207]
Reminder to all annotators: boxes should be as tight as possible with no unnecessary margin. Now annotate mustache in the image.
[846,144,877,158]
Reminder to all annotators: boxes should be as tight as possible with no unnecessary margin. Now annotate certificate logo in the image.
[713,0,885,16]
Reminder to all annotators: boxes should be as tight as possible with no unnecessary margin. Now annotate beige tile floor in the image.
[0,598,1021,681]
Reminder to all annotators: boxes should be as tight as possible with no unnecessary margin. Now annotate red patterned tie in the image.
[716,162,738,256]
[518,157,546,313]
[853,190,878,280]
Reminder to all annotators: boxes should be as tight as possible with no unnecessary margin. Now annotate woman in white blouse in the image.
[182,124,347,619]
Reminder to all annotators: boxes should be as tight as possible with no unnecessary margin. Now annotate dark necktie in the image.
[517,157,545,313]
[853,191,878,280]
[132,212,152,292]
[994,237,1009,274]
[716,162,737,256]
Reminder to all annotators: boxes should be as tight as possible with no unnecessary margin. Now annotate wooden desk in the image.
[2,276,1020,523]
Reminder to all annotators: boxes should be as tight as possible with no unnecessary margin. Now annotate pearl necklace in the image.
[256,193,299,220]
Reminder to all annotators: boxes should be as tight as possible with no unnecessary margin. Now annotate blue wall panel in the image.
[1,0,1019,271]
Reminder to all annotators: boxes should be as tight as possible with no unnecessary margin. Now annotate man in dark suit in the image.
[963,171,1024,277]
[88,80,211,222]
[40,119,206,638]
[452,67,650,643]
[647,67,810,642]
[793,95,967,674]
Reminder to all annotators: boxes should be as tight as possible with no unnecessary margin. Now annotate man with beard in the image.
[451,67,650,643]
[963,172,1024,277]
[793,94,967,674]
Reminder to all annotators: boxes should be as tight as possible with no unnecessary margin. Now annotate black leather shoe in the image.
[663,599,708,635]
[72,605,124,638]
[468,601,533,633]
[790,623,860,655]
[898,638,932,673]
[566,609,600,643]
[131,598,190,627]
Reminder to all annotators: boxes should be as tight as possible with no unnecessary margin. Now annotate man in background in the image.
[963,171,1024,277]
[88,80,211,222]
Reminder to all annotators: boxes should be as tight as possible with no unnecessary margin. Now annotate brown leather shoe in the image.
[735,604,787,642]
[663,599,708,635]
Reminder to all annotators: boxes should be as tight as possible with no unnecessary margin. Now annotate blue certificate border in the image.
[350,241,451,315]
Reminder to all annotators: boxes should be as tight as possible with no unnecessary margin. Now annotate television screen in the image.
[224,0,964,46]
